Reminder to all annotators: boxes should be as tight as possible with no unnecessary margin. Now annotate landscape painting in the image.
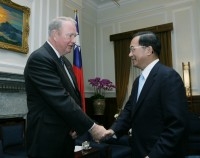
[0,0,30,54]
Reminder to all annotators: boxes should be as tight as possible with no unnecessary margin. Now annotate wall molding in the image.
[0,72,25,92]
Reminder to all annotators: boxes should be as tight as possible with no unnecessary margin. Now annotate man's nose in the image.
[129,52,133,57]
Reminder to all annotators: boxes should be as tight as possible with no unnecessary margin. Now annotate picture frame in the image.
[0,0,30,54]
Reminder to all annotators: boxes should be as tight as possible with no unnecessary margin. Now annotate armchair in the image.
[0,123,27,157]
[185,112,200,156]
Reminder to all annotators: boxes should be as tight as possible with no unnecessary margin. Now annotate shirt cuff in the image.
[88,123,96,132]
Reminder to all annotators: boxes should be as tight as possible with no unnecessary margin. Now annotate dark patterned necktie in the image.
[59,56,75,88]
[60,57,64,66]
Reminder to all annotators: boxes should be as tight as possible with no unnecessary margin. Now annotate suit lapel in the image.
[58,57,81,99]
[130,76,139,118]
[131,62,160,117]
[43,42,81,104]
[62,57,80,92]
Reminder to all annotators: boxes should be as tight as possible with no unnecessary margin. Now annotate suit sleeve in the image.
[110,80,138,136]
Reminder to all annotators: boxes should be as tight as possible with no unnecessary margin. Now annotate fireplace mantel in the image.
[0,72,25,92]
[0,72,27,118]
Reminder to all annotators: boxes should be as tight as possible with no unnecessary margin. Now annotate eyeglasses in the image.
[129,46,146,53]
[65,33,78,39]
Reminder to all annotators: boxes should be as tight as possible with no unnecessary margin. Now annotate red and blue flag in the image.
[73,11,86,112]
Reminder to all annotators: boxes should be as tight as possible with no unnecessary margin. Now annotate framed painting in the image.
[0,0,30,54]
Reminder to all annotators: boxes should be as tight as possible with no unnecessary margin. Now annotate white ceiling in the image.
[86,0,113,6]
[84,0,134,8]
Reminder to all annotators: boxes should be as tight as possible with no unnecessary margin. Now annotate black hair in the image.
[132,31,161,56]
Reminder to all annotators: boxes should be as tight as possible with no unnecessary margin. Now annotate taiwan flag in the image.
[73,11,86,112]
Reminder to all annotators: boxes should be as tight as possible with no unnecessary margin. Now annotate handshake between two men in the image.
[69,124,115,142]
[89,124,115,142]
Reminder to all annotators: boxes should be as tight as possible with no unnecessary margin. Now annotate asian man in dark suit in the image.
[107,31,189,158]
[24,17,109,158]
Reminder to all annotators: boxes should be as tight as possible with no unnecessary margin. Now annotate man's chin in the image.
[132,61,137,66]
[65,49,72,54]
[132,62,139,68]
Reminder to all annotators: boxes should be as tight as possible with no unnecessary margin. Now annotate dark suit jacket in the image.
[24,42,93,158]
[111,62,189,158]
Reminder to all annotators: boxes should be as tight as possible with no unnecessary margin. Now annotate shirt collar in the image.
[141,59,159,80]
[47,41,61,58]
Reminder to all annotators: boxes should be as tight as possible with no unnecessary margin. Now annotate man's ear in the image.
[52,30,58,41]
[146,46,153,55]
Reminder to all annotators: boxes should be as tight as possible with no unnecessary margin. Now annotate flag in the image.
[73,11,86,112]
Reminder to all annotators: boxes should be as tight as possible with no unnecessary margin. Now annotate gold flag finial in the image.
[74,9,77,13]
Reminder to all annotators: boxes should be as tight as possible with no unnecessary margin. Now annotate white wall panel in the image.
[173,8,193,64]
[172,7,199,94]
[101,25,115,83]
[119,12,167,33]
[82,19,97,95]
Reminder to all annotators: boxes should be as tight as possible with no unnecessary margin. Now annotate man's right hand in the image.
[89,124,113,142]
